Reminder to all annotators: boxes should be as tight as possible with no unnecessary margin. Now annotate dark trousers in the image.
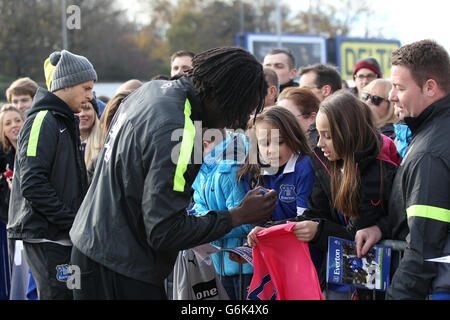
[221,274,252,300]
[71,246,167,300]
[23,242,73,300]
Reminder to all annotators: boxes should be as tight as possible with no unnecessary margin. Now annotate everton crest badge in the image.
[56,264,71,282]
[279,184,296,203]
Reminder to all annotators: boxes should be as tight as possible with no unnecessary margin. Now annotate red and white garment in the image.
[247,222,323,300]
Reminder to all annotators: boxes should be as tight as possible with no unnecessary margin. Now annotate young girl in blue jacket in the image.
[191,130,253,300]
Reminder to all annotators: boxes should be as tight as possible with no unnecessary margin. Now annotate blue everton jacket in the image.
[192,132,253,276]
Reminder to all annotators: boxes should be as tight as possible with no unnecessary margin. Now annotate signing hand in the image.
[229,187,277,227]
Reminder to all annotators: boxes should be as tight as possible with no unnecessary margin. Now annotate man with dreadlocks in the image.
[69,47,277,299]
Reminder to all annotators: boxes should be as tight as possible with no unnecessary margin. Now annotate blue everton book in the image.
[326,236,392,291]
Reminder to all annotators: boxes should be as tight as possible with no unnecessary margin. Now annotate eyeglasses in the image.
[300,85,321,90]
[361,92,388,106]
[354,73,378,81]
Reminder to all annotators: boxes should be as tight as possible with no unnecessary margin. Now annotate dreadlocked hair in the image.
[187,46,268,129]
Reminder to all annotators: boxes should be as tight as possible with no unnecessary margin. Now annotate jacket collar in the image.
[261,153,300,176]
[279,79,299,92]
[353,134,379,170]
[26,87,75,120]
[179,76,203,122]
[404,94,450,135]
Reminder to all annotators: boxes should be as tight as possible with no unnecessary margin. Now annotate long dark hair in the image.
[188,47,268,129]
[319,91,380,218]
[237,106,312,187]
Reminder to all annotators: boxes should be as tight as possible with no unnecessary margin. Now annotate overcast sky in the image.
[287,0,450,52]
[120,0,450,52]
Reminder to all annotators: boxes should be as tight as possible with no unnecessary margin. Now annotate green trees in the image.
[0,0,374,85]
[0,0,154,82]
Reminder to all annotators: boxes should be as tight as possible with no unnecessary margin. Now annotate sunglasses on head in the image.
[361,92,388,106]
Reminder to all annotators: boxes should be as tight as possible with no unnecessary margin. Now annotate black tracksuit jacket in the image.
[70,77,233,285]
[387,94,450,299]
[7,88,88,241]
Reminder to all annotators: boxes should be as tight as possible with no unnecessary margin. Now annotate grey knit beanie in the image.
[49,50,98,92]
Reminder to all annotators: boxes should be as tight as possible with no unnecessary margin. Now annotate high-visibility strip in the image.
[173,99,195,192]
[44,57,56,90]
[407,205,450,223]
[27,110,48,157]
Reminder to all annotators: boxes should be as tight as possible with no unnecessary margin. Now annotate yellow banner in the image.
[339,41,400,80]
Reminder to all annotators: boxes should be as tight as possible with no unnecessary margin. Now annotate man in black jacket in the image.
[386,40,450,299]
[263,49,299,92]
[7,50,97,299]
[69,47,277,299]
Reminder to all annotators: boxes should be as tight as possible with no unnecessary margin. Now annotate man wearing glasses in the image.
[350,56,383,98]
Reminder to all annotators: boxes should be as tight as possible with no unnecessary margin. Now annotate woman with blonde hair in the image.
[1,104,25,219]
[77,98,101,168]
[0,105,25,299]
[84,90,134,183]
[0,105,25,198]
[361,79,398,140]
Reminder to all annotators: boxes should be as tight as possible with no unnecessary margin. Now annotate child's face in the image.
[11,94,33,114]
[255,121,292,168]
[316,111,339,161]
[202,140,216,157]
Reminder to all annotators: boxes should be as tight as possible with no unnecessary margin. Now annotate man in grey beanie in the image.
[7,50,97,300]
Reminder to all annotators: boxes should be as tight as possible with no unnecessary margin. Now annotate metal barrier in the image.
[215,238,408,300]
[166,237,408,300]
[379,239,407,270]
[379,239,407,286]
[217,236,247,300]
